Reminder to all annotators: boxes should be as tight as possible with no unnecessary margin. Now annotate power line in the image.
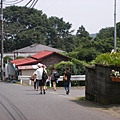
[25,0,38,8]
[25,0,32,7]
[4,0,24,5]
[31,0,38,8]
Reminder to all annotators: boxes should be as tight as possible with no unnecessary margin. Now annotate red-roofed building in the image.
[31,50,70,67]
[11,58,38,66]
[8,51,71,76]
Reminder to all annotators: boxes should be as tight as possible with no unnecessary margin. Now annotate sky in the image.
[4,0,120,34]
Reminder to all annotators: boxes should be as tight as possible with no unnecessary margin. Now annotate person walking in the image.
[33,72,38,91]
[35,63,47,94]
[51,67,59,91]
[63,67,71,95]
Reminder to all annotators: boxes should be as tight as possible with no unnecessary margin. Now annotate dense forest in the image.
[2,6,120,63]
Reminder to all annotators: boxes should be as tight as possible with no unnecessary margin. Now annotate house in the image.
[4,44,66,79]
[8,50,71,77]
[13,44,65,59]
[3,44,65,59]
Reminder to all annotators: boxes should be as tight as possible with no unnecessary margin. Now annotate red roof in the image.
[11,58,37,66]
[31,50,70,60]
[31,51,53,60]
[10,50,70,66]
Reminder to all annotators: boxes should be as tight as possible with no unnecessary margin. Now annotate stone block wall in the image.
[85,64,120,104]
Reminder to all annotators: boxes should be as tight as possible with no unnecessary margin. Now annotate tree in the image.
[76,25,90,38]
[96,27,114,39]
[3,6,73,52]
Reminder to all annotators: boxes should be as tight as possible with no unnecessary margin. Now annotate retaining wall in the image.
[85,64,120,104]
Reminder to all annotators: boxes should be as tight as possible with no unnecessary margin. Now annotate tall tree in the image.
[76,25,89,38]
[3,6,73,52]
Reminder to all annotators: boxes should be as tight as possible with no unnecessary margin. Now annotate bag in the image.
[54,72,60,78]
[30,76,34,81]
[63,74,67,81]
[42,69,48,82]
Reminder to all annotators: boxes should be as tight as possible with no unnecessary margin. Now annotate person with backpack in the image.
[63,67,71,95]
[51,67,59,91]
[35,63,48,94]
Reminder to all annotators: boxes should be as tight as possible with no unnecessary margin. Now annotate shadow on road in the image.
[70,98,120,115]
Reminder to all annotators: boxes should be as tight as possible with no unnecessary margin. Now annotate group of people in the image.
[32,63,71,95]
[32,63,47,94]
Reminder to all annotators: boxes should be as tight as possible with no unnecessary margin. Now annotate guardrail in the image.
[18,75,85,87]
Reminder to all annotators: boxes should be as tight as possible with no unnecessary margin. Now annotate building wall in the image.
[17,54,70,76]
[41,54,69,67]
[85,64,120,104]
[21,69,35,76]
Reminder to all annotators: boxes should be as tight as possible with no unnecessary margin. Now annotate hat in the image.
[37,63,43,67]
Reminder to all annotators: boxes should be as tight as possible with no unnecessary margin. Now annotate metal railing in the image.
[18,75,85,87]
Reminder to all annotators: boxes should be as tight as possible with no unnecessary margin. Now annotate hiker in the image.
[35,63,47,94]
[63,67,71,95]
[42,64,48,90]
[33,72,38,91]
[51,67,59,91]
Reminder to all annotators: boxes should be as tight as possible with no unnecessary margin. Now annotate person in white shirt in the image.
[35,63,47,94]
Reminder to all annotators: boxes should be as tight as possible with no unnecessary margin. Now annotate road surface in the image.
[0,82,120,120]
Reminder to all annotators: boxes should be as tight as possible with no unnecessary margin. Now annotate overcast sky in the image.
[4,0,120,34]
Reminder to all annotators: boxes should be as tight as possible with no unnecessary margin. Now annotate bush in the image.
[95,52,120,66]
[47,59,87,76]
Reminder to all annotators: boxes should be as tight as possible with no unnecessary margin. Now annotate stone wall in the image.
[85,64,120,104]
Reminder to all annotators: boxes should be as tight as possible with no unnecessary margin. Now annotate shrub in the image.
[95,52,120,66]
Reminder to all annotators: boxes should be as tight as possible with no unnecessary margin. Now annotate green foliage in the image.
[54,61,74,75]
[3,6,73,52]
[2,6,120,67]
[71,58,87,75]
[67,51,79,59]
[117,22,120,38]
[96,27,114,39]
[4,56,13,63]
[95,53,120,66]
[47,59,87,75]
[76,25,90,38]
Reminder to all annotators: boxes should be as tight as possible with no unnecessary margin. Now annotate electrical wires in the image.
[3,0,24,5]
[3,0,38,8]
[25,0,38,8]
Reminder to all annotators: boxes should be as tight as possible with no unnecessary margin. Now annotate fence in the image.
[18,75,85,87]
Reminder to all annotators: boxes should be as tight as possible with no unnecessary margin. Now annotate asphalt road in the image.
[0,82,120,120]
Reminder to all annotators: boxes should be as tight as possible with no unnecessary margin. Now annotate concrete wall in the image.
[85,64,120,104]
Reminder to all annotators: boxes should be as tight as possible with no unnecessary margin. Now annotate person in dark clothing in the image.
[33,73,38,91]
[51,67,59,91]
[63,67,71,95]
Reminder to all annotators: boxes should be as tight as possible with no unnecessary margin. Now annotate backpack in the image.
[54,72,60,79]
[42,69,48,82]
[66,71,71,80]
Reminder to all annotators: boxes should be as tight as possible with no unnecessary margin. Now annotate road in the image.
[0,82,120,120]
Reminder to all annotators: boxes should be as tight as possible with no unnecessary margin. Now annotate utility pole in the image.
[0,0,4,81]
[114,0,116,52]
